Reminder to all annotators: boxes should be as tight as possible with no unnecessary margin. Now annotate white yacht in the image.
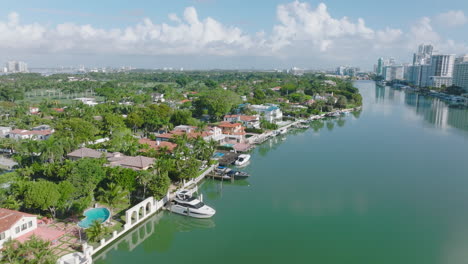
[234,154,251,166]
[170,190,216,219]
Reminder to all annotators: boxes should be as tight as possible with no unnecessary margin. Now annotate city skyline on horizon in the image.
[1,0,468,70]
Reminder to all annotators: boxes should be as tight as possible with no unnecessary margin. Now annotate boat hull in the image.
[170,205,216,219]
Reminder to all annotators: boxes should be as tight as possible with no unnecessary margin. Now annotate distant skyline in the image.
[1,0,468,70]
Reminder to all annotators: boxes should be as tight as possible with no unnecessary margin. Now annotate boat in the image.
[226,169,250,179]
[279,129,287,135]
[170,190,216,219]
[234,154,251,166]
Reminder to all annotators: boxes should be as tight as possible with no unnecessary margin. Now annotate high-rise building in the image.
[430,54,455,78]
[407,65,422,86]
[453,62,468,92]
[420,65,433,87]
[413,44,433,65]
[376,58,384,76]
[5,61,28,73]
[383,65,405,81]
[455,55,468,64]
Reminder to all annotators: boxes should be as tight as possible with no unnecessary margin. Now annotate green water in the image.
[95,81,468,264]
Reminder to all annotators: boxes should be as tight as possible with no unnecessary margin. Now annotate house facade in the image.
[224,115,260,129]
[9,129,54,140]
[0,208,37,249]
[218,122,246,143]
[250,104,283,123]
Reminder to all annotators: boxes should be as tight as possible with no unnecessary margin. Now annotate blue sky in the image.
[1,0,468,69]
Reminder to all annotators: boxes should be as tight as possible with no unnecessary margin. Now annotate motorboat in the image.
[215,166,250,180]
[226,169,250,179]
[234,154,251,166]
[170,190,216,218]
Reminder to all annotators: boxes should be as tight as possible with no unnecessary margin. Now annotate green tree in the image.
[55,118,98,144]
[23,181,60,218]
[193,89,241,120]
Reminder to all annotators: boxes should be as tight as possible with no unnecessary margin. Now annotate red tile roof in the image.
[10,129,54,136]
[218,122,242,128]
[0,208,36,233]
[139,138,177,152]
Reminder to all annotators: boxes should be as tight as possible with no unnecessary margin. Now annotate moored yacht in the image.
[170,190,216,218]
[234,154,251,166]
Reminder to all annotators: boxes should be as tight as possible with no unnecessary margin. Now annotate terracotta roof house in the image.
[218,122,247,144]
[0,208,37,249]
[224,115,260,129]
[67,147,110,160]
[139,138,177,153]
[107,153,155,171]
[155,125,217,142]
[9,129,54,140]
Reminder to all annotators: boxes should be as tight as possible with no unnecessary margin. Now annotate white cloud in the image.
[0,7,254,56]
[0,1,467,68]
[435,10,467,27]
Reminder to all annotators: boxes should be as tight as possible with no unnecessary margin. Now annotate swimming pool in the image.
[78,207,111,228]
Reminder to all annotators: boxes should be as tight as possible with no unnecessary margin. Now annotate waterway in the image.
[95,81,468,264]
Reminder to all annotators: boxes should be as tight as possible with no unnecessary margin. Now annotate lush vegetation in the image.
[0,71,362,262]
[0,236,57,264]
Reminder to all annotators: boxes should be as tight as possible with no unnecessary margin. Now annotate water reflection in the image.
[202,179,250,201]
[370,82,468,133]
[94,211,215,263]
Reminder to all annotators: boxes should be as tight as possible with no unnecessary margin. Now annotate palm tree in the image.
[137,171,153,198]
[1,195,22,210]
[85,220,109,243]
[0,239,23,264]
[98,182,130,214]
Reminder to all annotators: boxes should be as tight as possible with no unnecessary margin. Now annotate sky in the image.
[1,0,468,70]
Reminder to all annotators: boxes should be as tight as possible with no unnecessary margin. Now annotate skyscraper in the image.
[453,61,468,92]
[413,44,433,65]
[430,55,455,77]
[427,54,455,88]
[376,57,384,76]
[5,61,28,73]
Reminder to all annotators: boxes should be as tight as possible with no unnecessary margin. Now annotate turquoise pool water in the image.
[78,207,111,228]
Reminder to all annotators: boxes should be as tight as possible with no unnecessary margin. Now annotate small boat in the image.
[279,129,287,135]
[170,190,216,219]
[226,169,250,179]
[234,154,251,166]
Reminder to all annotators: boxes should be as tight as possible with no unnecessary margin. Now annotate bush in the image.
[245,128,264,134]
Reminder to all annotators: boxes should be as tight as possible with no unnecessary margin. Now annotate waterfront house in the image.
[0,208,37,249]
[156,125,224,143]
[250,104,283,123]
[218,122,246,143]
[223,115,260,129]
[67,148,155,170]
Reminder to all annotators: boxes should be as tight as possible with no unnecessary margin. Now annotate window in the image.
[0,232,5,240]
[28,221,32,228]
[21,223,27,231]
[15,226,20,233]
